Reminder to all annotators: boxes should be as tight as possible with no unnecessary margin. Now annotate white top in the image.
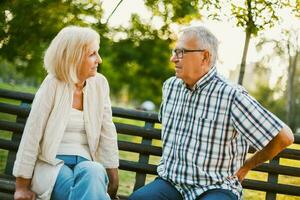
[57,108,91,160]
[13,73,119,200]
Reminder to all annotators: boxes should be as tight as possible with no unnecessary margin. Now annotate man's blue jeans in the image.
[128,177,237,200]
[51,155,110,200]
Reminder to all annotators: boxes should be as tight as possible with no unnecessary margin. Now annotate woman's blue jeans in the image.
[51,155,110,200]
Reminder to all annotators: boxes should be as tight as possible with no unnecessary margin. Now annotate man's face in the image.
[170,35,210,87]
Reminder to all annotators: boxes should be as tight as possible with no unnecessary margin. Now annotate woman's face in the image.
[78,40,101,82]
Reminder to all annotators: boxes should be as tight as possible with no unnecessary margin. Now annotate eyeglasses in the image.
[172,48,206,59]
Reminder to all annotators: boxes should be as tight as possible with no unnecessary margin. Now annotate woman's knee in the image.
[74,161,108,182]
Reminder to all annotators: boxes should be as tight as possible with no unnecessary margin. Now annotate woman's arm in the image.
[14,177,36,200]
[106,168,119,199]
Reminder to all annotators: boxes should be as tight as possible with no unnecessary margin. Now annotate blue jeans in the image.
[196,189,238,200]
[128,177,237,200]
[128,177,183,200]
[51,155,110,200]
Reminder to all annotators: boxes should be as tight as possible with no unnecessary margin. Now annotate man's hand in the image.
[235,125,294,183]
[234,159,251,182]
[14,187,36,200]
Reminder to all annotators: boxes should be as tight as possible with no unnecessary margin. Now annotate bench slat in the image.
[0,177,15,192]
[0,89,34,103]
[242,179,300,196]
[119,141,162,156]
[0,120,24,133]
[0,139,19,151]
[115,123,161,140]
[119,160,157,175]
[113,107,159,123]
[0,102,30,117]
[253,163,300,177]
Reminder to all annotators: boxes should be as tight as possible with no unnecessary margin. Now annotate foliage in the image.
[0,1,174,106]
[144,0,202,25]
[251,83,286,121]
[144,0,293,85]
[256,28,300,131]
[101,15,173,106]
[0,0,104,85]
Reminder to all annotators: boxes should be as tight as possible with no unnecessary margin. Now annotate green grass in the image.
[0,82,37,93]
[1,82,300,199]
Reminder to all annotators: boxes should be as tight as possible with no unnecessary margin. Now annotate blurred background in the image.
[0,0,299,132]
[1,1,300,199]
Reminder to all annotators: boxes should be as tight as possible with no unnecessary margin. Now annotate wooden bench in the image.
[0,88,300,200]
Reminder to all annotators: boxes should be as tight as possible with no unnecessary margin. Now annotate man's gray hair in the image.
[180,26,219,67]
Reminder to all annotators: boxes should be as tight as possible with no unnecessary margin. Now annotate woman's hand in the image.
[14,187,36,200]
[106,168,119,199]
[14,177,36,200]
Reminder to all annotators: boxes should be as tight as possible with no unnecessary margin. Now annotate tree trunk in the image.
[287,51,298,131]
[238,30,251,85]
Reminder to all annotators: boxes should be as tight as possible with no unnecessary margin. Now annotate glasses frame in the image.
[172,48,206,59]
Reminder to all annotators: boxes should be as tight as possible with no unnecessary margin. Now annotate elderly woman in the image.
[13,26,119,200]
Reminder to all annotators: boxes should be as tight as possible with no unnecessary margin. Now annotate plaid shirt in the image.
[157,67,283,200]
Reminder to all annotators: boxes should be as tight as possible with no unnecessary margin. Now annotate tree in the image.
[252,83,286,121]
[256,28,300,131]
[101,15,174,106]
[0,1,174,106]
[0,0,104,84]
[202,0,287,85]
[144,0,295,86]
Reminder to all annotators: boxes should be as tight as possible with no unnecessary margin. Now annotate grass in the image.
[0,82,37,93]
[1,82,300,199]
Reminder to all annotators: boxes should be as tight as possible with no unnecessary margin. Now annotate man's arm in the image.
[106,168,119,199]
[235,125,294,182]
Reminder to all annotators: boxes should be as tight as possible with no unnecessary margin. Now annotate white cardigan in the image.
[13,73,119,199]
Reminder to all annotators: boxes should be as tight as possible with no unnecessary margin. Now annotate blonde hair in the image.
[44,26,100,83]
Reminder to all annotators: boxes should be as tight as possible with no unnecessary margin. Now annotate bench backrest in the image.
[0,88,300,200]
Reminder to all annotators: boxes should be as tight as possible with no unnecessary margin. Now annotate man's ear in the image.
[202,51,211,64]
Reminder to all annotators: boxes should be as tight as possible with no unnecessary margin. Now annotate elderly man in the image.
[128,26,294,200]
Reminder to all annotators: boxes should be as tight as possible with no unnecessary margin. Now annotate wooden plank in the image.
[5,102,29,175]
[0,102,30,117]
[0,120,24,134]
[0,192,13,200]
[134,121,154,191]
[252,163,300,177]
[0,89,34,103]
[119,160,157,175]
[0,139,19,151]
[112,107,158,123]
[242,179,300,196]
[266,157,279,200]
[115,123,161,140]
[118,141,162,156]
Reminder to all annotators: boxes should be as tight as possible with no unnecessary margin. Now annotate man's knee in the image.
[197,189,237,200]
[128,190,151,200]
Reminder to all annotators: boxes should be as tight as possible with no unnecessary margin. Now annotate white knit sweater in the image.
[13,73,119,200]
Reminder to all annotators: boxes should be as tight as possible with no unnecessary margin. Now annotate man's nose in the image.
[170,54,178,62]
